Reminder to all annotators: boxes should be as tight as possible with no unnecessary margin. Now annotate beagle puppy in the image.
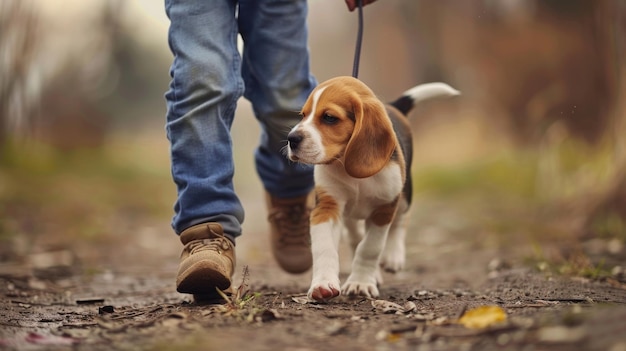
[287,76,459,301]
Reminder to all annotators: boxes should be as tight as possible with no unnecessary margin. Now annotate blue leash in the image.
[352,0,364,79]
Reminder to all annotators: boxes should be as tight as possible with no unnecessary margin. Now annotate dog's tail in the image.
[390,82,460,115]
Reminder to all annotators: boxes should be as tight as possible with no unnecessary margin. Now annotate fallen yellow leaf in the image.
[458,305,507,329]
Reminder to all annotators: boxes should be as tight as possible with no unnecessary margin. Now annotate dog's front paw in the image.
[342,280,379,298]
[308,279,341,302]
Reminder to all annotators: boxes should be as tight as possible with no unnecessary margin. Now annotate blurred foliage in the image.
[401,0,621,145]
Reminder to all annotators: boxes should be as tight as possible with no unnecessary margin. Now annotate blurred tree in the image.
[35,0,125,150]
[32,0,170,149]
[583,1,626,238]
[0,0,39,143]
[1,0,167,150]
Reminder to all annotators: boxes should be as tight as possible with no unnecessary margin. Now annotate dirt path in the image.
[2,190,626,351]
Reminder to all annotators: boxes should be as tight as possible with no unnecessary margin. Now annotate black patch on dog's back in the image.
[390,96,414,116]
[386,106,413,206]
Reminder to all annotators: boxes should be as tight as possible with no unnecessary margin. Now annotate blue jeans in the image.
[165,0,316,240]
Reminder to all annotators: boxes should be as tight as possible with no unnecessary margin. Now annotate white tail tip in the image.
[403,82,460,103]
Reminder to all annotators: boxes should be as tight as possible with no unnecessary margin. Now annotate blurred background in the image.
[1,0,625,281]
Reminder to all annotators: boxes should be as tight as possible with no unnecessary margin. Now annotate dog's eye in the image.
[322,113,339,125]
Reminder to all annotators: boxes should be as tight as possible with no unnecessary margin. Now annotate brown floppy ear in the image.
[344,94,396,178]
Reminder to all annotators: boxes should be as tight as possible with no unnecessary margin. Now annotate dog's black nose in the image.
[287,132,303,150]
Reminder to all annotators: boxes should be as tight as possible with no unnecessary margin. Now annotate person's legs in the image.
[165,0,242,297]
[165,0,244,242]
[238,0,316,273]
[238,0,316,198]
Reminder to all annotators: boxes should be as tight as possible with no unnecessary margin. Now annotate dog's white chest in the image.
[317,163,403,220]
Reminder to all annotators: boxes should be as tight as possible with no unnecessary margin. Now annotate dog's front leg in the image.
[308,220,342,302]
[342,220,390,298]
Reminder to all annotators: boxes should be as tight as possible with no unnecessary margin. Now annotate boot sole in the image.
[176,260,231,296]
[271,248,312,274]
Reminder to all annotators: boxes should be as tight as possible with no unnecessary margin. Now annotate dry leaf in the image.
[291,296,310,305]
[403,301,417,313]
[371,299,416,314]
[458,305,507,329]
[372,299,405,313]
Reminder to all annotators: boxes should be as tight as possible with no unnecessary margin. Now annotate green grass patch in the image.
[0,137,173,247]
[589,211,626,242]
[413,139,621,280]
[413,152,539,200]
[528,248,613,280]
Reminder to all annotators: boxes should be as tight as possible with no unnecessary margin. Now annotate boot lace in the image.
[186,235,231,255]
[269,203,311,246]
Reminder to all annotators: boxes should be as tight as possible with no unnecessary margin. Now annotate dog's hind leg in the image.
[344,218,383,285]
[380,211,407,273]
[342,220,391,298]
[343,217,364,256]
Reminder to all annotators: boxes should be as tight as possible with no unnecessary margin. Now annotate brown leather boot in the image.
[176,223,235,297]
[266,192,314,274]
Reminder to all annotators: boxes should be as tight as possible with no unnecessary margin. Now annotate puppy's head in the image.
[287,76,396,178]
